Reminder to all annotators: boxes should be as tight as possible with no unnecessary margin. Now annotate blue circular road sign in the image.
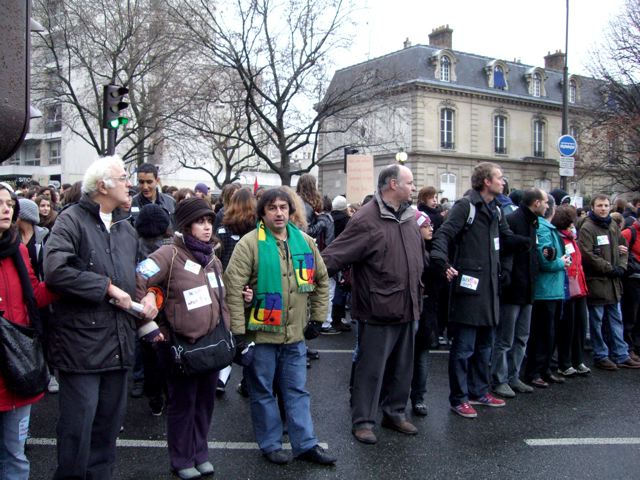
[557,135,578,157]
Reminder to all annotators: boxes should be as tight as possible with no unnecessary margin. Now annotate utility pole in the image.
[560,0,570,191]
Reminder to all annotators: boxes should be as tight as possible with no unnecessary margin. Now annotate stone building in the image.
[318,25,611,202]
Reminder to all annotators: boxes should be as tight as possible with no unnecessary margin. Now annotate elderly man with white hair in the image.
[44,156,159,479]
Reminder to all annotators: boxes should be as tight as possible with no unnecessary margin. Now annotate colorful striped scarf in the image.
[248,220,316,333]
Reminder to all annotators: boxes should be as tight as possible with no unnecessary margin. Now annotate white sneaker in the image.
[558,367,577,377]
[576,363,591,375]
[47,376,59,394]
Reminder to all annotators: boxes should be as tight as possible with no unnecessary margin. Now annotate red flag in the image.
[253,177,259,195]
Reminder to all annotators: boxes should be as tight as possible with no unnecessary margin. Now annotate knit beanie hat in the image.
[194,183,210,195]
[415,210,432,228]
[135,204,170,239]
[175,197,215,232]
[332,195,348,211]
[18,198,40,225]
[550,189,571,206]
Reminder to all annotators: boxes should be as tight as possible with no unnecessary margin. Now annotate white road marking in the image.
[525,438,640,446]
[27,438,328,450]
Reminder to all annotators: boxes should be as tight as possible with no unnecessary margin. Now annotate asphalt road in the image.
[26,328,640,479]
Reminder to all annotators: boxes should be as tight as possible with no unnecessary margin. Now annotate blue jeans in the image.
[588,303,630,363]
[246,342,317,456]
[491,304,532,385]
[0,405,31,480]
[448,323,494,406]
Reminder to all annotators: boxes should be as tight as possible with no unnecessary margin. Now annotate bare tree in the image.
[170,0,396,185]
[584,0,640,192]
[32,0,192,165]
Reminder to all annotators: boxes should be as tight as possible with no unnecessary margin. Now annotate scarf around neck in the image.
[588,210,612,229]
[248,220,315,333]
[182,233,213,267]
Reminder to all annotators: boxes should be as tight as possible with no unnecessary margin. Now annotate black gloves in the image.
[304,321,323,340]
[542,246,557,261]
[606,266,625,278]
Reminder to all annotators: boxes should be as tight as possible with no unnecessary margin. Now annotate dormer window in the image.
[485,60,509,90]
[440,55,451,82]
[431,50,457,82]
[525,68,547,97]
[569,78,577,103]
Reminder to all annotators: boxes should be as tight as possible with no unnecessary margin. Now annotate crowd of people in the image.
[0,157,639,479]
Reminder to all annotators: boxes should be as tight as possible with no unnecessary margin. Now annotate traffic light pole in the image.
[106,129,117,156]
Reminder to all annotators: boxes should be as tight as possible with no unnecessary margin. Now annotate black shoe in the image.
[236,381,249,398]
[335,322,352,332]
[215,379,226,397]
[130,380,144,398]
[149,396,164,416]
[412,402,428,416]
[544,374,566,384]
[296,445,336,465]
[306,349,319,360]
[263,449,290,465]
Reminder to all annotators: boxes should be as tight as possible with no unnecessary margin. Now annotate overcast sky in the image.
[334,0,626,76]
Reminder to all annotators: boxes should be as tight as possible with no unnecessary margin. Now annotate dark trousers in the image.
[166,370,218,471]
[54,370,128,480]
[525,300,561,381]
[557,296,587,370]
[622,278,640,354]
[351,322,414,427]
[448,323,494,406]
[411,296,435,404]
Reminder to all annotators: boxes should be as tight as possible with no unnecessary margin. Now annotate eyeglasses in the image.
[109,174,129,183]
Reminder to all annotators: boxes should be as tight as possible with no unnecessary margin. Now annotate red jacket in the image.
[0,243,56,411]
[622,221,640,263]
[559,229,588,298]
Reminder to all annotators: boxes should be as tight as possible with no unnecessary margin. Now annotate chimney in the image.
[544,50,565,71]
[428,25,453,49]
[403,37,412,49]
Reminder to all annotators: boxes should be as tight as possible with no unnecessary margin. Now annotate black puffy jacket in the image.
[44,195,138,373]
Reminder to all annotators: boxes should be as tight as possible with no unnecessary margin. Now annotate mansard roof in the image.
[326,44,603,109]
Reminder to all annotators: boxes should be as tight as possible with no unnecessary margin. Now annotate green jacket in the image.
[534,217,566,301]
[223,226,329,344]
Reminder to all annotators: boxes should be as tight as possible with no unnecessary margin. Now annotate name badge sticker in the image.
[136,258,160,279]
[564,243,575,255]
[494,237,500,251]
[207,272,224,289]
[460,275,479,291]
[596,235,610,246]
[184,259,201,275]
[183,285,212,311]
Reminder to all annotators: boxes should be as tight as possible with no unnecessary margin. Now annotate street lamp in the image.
[395,150,408,164]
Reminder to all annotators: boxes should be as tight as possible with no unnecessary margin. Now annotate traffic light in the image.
[0,0,43,163]
[102,84,129,129]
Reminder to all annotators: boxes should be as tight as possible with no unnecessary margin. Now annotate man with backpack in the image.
[431,162,527,418]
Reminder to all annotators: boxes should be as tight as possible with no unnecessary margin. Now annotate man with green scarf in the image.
[224,188,335,466]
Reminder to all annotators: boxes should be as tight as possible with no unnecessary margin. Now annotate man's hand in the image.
[108,284,132,310]
[445,266,458,282]
[242,286,254,304]
[562,254,572,268]
[304,321,322,340]
[140,292,159,321]
[619,244,629,255]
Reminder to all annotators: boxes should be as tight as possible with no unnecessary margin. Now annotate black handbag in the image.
[0,314,49,397]
[165,248,234,376]
[170,319,235,376]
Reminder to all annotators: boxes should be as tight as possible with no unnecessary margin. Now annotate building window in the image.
[440,108,455,149]
[533,120,545,157]
[440,55,451,82]
[494,66,507,89]
[25,145,41,166]
[494,115,507,154]
[48,141,61,165]
[440,172,457,201]
[45,103,62,133]
[8,149,21,166]
[532,73,542,97]
[569,79,577,103]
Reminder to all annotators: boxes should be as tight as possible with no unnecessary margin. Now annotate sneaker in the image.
[320,326,340,335]
[595,358,618,371]
[216,379,226,396]
[530,377,549,388]
[558,367,577,377]
[451,402,477,418]
[469,393,505,407]
[236,381,249,398]
[616,358,640,369]
[47,376,59,394]
[492,383,515,398]
[576,363,591,375]
[509,379,534,393]
[335,322,352,332]
[630,351,640,363]
[150,396,164,417]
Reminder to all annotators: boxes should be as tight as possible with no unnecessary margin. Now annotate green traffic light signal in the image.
[107,117,128,129]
